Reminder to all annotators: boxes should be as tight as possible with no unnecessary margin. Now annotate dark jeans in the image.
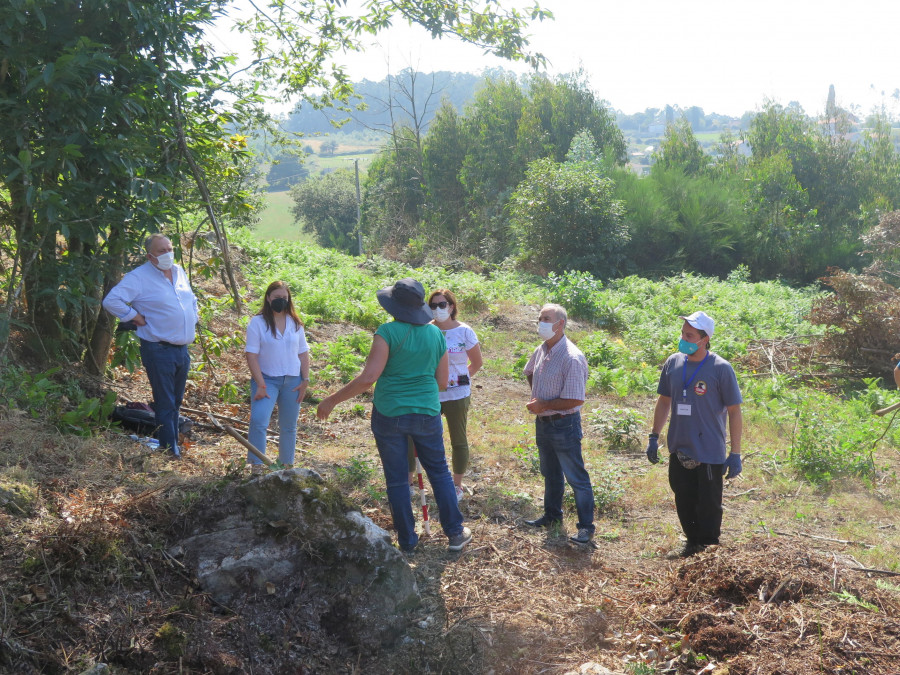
[406,395,471,475]
[371,408,464,550]
[139,339,190,457]
[535,412,594,533]
[668,455,724,546]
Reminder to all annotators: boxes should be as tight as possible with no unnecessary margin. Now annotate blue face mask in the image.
[678,338,700,355]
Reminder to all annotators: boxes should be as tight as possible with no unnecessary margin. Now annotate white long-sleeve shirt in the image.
[102,262,198,345]
[245,314,309,377]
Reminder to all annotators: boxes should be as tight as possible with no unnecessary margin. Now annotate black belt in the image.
[141,339,187,348]
[537,413,574,422]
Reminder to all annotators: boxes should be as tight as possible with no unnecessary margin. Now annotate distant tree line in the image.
[294,77,900,284]
[282,69,512,136]
[357,71,626,264]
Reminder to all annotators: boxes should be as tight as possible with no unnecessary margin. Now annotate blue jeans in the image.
[248,374,303,466]
[371,407,464,550]
[140,340,190,457]
[535,412,595,532]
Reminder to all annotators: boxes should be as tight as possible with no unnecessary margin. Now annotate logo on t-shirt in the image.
[694,381,708,396]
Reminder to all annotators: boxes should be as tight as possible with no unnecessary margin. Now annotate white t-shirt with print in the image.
[245,314,310,377]
[440,323,479,402]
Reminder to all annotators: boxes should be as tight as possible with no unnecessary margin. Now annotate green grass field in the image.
[305,152,375,175]
[252,190,312,242]
[255,148,373,242]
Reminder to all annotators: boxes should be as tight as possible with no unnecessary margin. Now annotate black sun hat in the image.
[376,278,432,325]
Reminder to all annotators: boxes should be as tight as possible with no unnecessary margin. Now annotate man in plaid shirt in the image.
[523,303,595,545]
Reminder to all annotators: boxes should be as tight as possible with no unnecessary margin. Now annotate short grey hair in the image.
[542,303,568,325]
[144,233,168,253]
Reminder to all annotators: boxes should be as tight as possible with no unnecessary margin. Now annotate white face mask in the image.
[432,307,451,322]
[152,251,175,271]
[537,320,557,340]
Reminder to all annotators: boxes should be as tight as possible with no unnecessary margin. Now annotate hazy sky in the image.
[209,0,900,118]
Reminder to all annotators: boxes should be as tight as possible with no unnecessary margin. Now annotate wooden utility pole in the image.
[354,158,362,256]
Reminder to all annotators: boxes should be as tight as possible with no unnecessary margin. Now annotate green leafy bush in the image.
[790,412,878,484]
[545,270,622,329]
[509,157,628,278]
[0,364,116,436]
[564,464,624,514]
[590,407,646,453]
[312,333,371,383]
[511,440,540,475]
[336,455,378,486]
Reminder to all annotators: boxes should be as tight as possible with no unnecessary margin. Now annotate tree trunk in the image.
[84,229,125,376]
[12,182,63,359]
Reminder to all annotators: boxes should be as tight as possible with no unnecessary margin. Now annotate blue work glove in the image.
[646,434,659,464]
[723,453,743,479]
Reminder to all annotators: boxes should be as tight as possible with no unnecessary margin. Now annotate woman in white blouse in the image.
[245,281,310,471]
[408,288,483,500]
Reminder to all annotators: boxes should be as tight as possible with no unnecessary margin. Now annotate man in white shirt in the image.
[103,234,198,458]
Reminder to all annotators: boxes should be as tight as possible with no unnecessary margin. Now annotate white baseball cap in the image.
[679,311,715,337]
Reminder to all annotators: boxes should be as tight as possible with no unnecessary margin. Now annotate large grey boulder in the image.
[174,468,419,648]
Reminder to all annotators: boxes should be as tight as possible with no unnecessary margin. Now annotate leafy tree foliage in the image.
[509,150,627,278]
[361,125,426,250]
[737,101,871,279]
[291,169,359,253]
[524,71,625,166]
[363,72,626,261]
[1,0,251,366]
[740,151,817,279]
[2,0,549,368]
[654,118,707,176]
[422,101,468,240]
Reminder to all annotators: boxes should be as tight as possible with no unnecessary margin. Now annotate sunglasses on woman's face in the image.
[429,301,449,309]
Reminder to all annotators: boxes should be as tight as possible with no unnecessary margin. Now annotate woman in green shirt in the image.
[316,278,472,553]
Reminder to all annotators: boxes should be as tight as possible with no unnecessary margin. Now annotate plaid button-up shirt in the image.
[523,335,589,416]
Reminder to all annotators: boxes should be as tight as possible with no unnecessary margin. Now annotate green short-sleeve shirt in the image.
[374,321,446,417]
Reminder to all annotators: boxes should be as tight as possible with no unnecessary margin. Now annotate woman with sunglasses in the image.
[245,280,310,473]
[408,288,483,501]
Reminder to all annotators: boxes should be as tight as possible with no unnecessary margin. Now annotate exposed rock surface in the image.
[173,468,419,648]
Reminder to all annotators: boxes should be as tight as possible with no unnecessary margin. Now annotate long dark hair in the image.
[258,281,302,336]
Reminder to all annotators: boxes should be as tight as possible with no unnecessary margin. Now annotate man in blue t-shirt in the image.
[646,311,743,558]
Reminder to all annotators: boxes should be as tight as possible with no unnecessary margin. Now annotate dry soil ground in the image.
[2,301,899,674]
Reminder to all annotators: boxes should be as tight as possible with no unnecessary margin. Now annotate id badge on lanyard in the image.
[679,352,709,416]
